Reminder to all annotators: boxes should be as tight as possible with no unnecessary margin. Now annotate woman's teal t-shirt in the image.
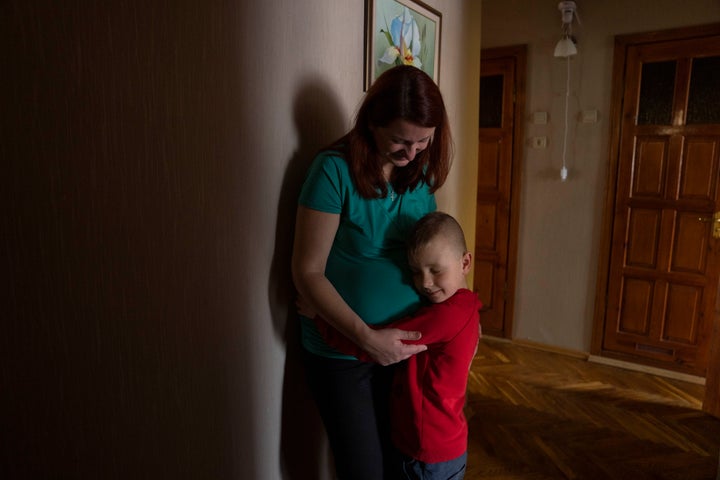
[298,151,436,359]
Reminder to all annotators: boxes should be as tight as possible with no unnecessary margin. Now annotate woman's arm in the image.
[291,206,427,365]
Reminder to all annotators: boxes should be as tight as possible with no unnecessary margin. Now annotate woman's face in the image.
[371,119,435,176]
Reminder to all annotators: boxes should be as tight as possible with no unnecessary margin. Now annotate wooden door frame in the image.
[479,44,526,339]
[591,23,720,415]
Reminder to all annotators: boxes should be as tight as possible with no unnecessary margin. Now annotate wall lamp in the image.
[554,1,578,181]
[554,1,578,58]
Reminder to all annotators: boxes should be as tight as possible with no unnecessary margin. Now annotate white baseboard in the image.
[588,355,706,385]
[482,335,706,385]
[482,335,588,359]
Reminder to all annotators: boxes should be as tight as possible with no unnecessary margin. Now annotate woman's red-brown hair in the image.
[329,65,453,198]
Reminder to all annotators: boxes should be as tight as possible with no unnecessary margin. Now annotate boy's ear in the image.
[461,251,472,274]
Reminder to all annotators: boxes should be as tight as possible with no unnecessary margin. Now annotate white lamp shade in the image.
[554,37,577,57]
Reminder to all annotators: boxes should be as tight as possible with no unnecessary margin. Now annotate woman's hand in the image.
[359,327,427,366]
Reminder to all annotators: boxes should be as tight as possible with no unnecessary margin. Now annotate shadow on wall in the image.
[268,78,347,479]
[4,1,256,478]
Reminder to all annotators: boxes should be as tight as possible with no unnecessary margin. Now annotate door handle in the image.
[698,211,720,239]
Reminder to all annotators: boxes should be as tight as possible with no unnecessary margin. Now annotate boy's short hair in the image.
[407,211,467,259]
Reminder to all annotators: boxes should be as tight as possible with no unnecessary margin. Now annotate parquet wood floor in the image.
[465,338,720,480]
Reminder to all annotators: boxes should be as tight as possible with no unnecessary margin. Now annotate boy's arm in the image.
[390,293,483,345]
[313,316,374,362]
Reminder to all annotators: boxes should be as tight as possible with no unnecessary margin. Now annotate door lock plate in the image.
[698,212,720,238]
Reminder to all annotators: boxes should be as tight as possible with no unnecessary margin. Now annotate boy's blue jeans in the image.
[399,451,467,480]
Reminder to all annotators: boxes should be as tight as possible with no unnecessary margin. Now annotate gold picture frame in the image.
[364,0,442,90]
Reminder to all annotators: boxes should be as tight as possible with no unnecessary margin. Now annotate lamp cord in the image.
[561,55,570,181]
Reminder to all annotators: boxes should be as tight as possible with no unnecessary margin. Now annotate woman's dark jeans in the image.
[304,349,396,480]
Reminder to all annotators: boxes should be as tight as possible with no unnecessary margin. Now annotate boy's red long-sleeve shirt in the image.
[315,288,481,463]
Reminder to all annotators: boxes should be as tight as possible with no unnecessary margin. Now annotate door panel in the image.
[475,132,506,333]
[475,46,525,338]
[601,32,720,376]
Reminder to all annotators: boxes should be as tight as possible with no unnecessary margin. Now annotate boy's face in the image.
[409,237,471,304]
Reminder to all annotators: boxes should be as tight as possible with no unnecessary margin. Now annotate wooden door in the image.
[474,46,525,338]
[599,28,720,377]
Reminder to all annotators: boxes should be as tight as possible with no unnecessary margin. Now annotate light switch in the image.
[581,110,598,123]
[533,111,548,124]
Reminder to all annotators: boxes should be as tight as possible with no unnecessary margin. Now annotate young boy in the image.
[315,211,482,479]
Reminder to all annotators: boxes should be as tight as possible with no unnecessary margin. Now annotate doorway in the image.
[474,45,526,338]
[593,24,720,385]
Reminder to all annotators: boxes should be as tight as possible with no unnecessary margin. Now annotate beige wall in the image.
[16,0,720,477]
[481,0,720,352]
[5,0,480,478]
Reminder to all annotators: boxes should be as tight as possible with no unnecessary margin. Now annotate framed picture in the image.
[364,0,441,90]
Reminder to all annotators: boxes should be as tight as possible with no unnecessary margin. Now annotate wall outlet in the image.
[532,136,548,148]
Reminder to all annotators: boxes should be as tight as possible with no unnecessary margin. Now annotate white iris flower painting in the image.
[365,0,441,89]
